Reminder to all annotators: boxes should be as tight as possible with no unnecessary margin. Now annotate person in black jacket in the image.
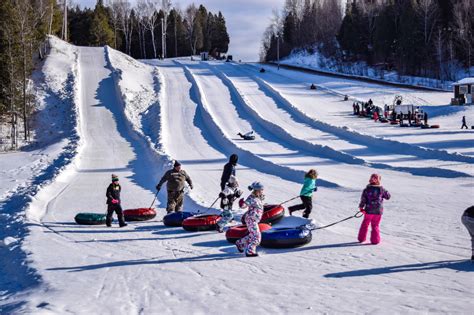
[221,154,238,191]
[106,174,127,227]
[461,206,474,260]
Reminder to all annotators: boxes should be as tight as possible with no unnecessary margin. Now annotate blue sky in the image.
[75,0,285,61]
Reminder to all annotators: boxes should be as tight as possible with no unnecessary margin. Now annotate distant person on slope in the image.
[156,161,193,213]
[220,154,238,191]
[238,131,255,140]
[461,116,468,129]
[358,174,391,245]
[106,174,127,227]
[216,175,243,233]
[461,206,474,261]
[289,169,318,219]
[236,182,265,257]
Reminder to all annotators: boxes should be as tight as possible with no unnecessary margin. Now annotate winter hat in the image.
[369,173,381,186]
[174,160,181,168]
[228,175,239,186]
[248,181,264,191]
[111,174,119,182]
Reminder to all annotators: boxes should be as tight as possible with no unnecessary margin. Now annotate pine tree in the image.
[90,0,114,46]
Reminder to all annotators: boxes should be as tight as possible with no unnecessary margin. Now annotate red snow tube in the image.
[123,208,157,221]
[182,214,221,232]
[241,204,285,224]
[430,124,440,129]
[225,223,272,243]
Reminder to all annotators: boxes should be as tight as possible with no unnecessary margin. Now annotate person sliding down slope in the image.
[358,174,391,245]
[289,169,318,219]
[237,131,255,140]
[216,176,243,233]
[236,182,265,257]
[105,174,127,227]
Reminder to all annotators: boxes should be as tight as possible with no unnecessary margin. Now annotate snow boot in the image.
[235,241,244,253]
[217,225,224,233]
[119,223,128,228]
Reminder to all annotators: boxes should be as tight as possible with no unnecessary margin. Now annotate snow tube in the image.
[379,118,389,123]
[261,227,312,249]
[225,223,272,243]
[410,123,422,127]
[242,135,255,140]
[182,214,221,232]
[400,123,409,127]
[163,211,195,227]
[390,120,399,125]
[430,124,440,129]
[74,213,106,225]
[123,208,157,221]
[421,124,431,129]
[241,204,285,224]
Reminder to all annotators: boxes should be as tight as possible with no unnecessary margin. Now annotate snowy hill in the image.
[1,38,473,313]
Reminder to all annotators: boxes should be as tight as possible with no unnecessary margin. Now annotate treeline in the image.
[0,0,230,143]
[0,0,63,142]
[67,0,230,60]
[262,0,473,81]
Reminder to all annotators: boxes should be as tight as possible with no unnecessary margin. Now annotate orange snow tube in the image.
[123,208,157,221]
[225,223,272,243]
[182,214,221,232]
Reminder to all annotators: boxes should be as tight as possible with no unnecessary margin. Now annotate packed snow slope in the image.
[1,38,473,313]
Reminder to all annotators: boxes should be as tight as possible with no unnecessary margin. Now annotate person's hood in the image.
[229,154,238,165]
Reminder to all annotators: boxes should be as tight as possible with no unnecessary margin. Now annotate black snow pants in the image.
[106,204,126,226]
[289,196,313,218]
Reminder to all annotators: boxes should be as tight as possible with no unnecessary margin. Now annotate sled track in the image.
[177,61,340,189]
[207,63,471,179]
[240,64,474,165]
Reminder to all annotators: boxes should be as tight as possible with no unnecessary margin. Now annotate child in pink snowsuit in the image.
[358,174,391,244]
[236,182,265,257]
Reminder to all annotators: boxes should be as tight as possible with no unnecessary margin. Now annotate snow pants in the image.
[106,204,126,226]
[236,210,263,255]
[289,196,313,218]
[167,190,184,213]
[217,208,233,229]
[461,214,474,257]
[358,213,382,244]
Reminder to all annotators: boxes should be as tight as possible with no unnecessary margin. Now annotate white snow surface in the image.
[1,39,473,314]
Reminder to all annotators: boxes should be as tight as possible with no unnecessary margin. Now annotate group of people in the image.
[104,154,473,261]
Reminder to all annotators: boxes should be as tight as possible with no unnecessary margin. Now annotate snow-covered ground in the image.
[281,49,474,91]
[1,38,473,313]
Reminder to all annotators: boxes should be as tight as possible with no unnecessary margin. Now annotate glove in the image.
[219,192,225,198]
[313,187,318,192]
[156,185,161,192]
[112,199,119,204]
[238,198,245,208]
[189,185,193,190]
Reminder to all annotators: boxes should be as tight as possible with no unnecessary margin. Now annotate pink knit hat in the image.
[369,173,381,186]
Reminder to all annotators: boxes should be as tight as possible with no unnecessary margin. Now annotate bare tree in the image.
[117,0,134,55]
[161,0,172,58]
[453,0,473,74]
[107,0,121,49]
[136,0,148,58]
[415,0,439,47]
[184,3,201,55]
[141,0,160,58]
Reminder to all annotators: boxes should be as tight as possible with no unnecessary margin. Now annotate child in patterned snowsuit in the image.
[236,182,265,257]
[358,174,391,244]
[216,176,243,233]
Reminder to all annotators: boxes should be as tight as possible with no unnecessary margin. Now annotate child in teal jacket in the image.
[289,169,318,218]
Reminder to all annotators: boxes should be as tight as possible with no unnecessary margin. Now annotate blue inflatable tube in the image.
[261,227,312,248]
[163,212,195,227]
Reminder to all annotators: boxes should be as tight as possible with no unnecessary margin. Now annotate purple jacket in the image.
[359,185,391,215]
